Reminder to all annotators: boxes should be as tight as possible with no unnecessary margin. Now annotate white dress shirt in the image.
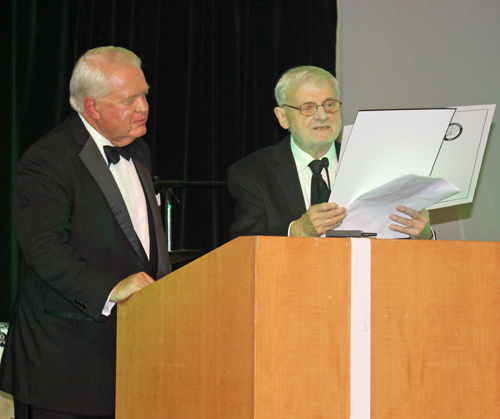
[79,114,150,314]
[287,136,339,236]
[290,135,338,209]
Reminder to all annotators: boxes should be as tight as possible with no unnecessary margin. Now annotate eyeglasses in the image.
[282,99,342,116]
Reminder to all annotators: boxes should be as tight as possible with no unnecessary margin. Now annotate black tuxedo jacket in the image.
[0,113,169,415]
[227,134,341,239]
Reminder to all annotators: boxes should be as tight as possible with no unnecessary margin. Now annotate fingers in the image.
[389,205,432,240]
[110,272,155,304]
[290,202,347,237]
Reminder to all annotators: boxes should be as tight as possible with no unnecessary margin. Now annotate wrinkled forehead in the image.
[287,78,338,104]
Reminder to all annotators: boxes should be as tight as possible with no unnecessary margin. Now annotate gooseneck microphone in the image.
[321,157,331,191]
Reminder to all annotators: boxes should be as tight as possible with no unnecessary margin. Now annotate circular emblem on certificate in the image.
[445,122,463,141]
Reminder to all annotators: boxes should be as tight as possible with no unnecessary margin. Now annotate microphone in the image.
[321,157,332,191]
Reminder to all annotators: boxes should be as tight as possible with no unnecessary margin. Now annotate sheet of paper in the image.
[428,104,496,209]
[331,108,456,207]
[338,175,460,239]
[339,124,352,163]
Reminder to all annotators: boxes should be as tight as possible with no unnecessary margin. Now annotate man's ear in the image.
[84,97,100,120]
[274,107,289,129]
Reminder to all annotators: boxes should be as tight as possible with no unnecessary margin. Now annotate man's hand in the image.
[290,202,347,237]
[388,205,433,240]
[110,272,155,304]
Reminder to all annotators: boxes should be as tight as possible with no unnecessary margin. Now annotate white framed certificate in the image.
[428,104,496,209]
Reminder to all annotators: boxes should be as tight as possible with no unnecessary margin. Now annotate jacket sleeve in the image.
[227,164,290,239]
[14,142,122,321]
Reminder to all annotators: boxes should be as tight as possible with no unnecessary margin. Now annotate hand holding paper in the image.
[291,202,347,237]
[336,175,459,239]
[388,205,432,240]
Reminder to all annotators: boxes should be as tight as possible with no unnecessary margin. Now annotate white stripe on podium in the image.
[350,238,371,419]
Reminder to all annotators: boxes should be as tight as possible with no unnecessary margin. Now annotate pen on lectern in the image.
[326,230,377,238]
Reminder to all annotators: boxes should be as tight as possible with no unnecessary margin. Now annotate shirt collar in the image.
[78,113,114,162]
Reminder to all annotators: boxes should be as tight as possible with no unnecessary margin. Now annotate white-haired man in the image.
[0,46,170,418]
[227,65,432,239]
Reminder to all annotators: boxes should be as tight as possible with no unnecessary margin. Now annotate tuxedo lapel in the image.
[133,156,170,278]
[78,136,148,265]
[272,137,307,220]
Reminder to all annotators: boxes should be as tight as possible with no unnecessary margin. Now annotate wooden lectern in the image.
[116,236,500,418]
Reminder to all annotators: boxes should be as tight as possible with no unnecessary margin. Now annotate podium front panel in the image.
[117,236,500,418]
[371,239,500,418]
[254,237,351,418]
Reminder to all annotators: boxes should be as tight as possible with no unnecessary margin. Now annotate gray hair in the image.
[69,46,142,113]
[274,66,339,106]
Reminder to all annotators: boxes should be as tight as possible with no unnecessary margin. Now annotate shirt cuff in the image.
[102,289,116,316]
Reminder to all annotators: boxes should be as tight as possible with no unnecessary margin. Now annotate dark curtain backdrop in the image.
[1,0,337,320]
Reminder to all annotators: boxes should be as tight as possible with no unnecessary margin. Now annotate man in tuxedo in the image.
[0,46,170,418]
[227,65,433,239]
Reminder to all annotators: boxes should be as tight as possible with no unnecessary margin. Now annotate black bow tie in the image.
[103,145,134,166]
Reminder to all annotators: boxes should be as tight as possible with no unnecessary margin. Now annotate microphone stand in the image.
[153,178,227,263]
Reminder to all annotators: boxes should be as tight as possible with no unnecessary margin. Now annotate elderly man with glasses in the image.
[227,65,432,239]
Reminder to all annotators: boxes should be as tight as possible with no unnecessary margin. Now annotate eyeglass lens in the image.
[300,100,340,115]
